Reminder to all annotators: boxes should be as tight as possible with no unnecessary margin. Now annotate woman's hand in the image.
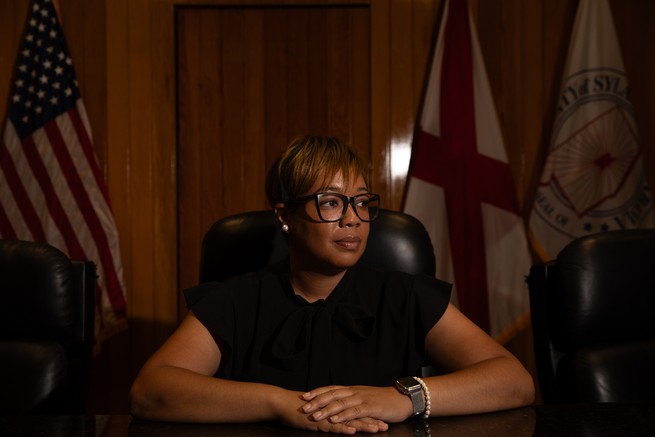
[273,389,389,434]
[300,385,411,425]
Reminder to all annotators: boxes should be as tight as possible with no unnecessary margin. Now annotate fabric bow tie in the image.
[268,299,376,386]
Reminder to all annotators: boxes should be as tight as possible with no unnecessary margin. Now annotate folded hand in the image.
[301,385,412,425]
[275,389,389,434]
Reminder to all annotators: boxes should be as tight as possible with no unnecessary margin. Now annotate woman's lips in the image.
[335,236,361,250]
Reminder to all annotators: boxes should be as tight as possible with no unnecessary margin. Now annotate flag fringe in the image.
[528,228,552,262]
[494,311,531,345]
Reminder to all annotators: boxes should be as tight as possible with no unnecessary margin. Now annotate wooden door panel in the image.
[176,5,371,307]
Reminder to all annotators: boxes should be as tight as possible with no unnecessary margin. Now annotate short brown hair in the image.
[265,136,370,207]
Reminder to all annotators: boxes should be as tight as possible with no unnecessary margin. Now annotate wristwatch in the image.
[395,376,425,416]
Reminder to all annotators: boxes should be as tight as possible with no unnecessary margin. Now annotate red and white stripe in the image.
[0,100,126,342]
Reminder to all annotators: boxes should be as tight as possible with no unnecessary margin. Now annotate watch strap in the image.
[395,377,426,416]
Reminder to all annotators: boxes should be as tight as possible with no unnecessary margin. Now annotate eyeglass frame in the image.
[284,192,381,223]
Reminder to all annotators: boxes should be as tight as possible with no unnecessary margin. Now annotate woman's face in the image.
[285,170,370,275]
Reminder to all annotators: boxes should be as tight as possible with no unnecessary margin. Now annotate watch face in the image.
[397,377,421,392]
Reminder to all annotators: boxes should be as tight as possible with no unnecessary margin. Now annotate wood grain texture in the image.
[176,5,372,312]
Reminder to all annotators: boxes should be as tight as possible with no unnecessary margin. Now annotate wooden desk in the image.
[2,402,654,436]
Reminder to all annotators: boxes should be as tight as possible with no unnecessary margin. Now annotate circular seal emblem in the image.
[531,67,653,255]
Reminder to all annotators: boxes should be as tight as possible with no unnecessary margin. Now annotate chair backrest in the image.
[199,208,436,283]
[0,239,96,414]
[526,229,655,403]
[199,208,438,377]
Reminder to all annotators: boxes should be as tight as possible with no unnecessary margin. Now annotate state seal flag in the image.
[403,0,530,342]
[0,0,127,346]
[529,0,654,261]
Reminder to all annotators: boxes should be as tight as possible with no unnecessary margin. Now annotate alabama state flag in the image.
[404,0,531,342]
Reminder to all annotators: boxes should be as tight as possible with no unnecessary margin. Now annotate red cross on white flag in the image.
[404,0,530,341]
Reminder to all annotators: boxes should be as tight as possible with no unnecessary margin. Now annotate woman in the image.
[130,136,534,434]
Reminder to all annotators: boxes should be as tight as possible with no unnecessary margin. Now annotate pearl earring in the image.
[281,223,290,233]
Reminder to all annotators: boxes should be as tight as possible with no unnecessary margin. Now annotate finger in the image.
[302,385,344,400]
[315,420,356,435]
[356,418,389,433]
[329,409,357,423]
[303,387,351,413]
[316,418,387,435]
[336,418,389,434]
[310,397,352,420]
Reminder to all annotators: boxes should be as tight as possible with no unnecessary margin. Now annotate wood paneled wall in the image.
[1,0,654,413]
[176,5,375,316]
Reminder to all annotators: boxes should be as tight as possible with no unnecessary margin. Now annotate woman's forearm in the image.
[425,355,534,416]
[129,365,293,423]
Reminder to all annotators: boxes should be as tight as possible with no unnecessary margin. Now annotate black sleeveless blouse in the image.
[185,260,451,391]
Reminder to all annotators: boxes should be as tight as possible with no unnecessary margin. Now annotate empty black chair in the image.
[526,229,655,403]
[0,239,96,414]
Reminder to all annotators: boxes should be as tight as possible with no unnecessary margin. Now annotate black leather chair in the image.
[526,229,655,403]
[199,208,436,283]
[198,209,438,376]
[0,239,96,414]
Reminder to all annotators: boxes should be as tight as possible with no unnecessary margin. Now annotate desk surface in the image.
[2,402,654,436]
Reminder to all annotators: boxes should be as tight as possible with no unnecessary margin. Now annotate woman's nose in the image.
[340,201,360,227]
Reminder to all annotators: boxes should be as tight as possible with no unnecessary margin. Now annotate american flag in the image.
[0,0,127,344]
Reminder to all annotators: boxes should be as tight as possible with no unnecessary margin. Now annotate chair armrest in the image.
[0,340,68,414]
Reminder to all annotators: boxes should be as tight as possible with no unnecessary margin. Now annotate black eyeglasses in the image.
[285,192,380,222]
